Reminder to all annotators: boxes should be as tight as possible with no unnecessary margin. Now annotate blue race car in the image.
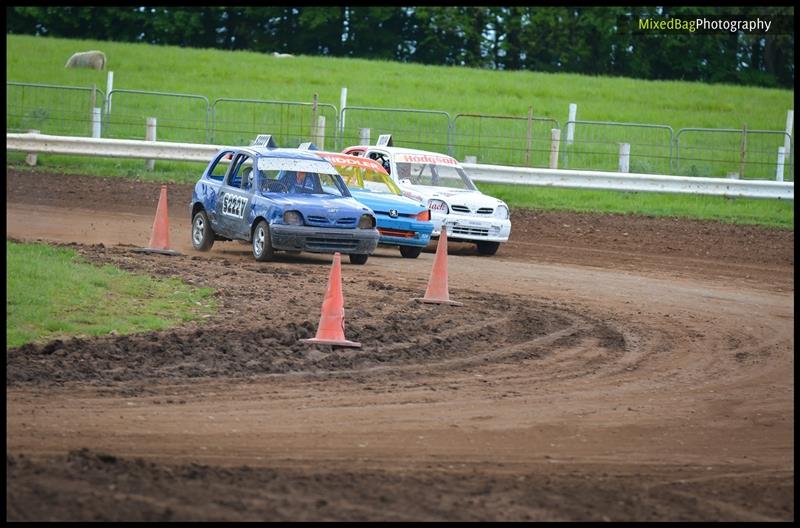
[190,135,380,264]
[306,147,433,259]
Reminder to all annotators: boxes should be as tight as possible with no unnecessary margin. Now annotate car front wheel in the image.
[252,220,274,261]
[399,246,422,259]
[191,209,215,251]
[476,241,500,255]
[349,253,369,265]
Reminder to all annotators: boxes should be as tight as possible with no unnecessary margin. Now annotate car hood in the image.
[349,189,426,215]
[266,193,374,218]
[400,186,506,209]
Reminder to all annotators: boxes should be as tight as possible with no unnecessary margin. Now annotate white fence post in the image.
[92,107,102,138]
[550,128,561,169]
[619,143,630,173]
[525,106,533,165]
[315,115,326,149]
[783,109,793,181]
[311,93,318,141]
[105,71,114,115]
[566,103,577,145]
[145,117,157,171]
[784,110,793,156]
[359,128,370,145]
[25,129,39,166]
[339,87,348,138]
[776,147,786,182]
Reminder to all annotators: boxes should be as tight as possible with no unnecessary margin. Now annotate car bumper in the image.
[270,224,380,254]
[376,217,434,248]
[431,215,511,243]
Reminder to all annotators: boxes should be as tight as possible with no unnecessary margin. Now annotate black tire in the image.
[191,209,215,251]
[476,241,500,255]
[349,253,369,265]
[399,245,422,259]
[252,220,274,262]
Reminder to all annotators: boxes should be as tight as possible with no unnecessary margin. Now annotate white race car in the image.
[343,136,511,255]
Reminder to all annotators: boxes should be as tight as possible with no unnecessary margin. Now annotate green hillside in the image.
[6,34,793,130]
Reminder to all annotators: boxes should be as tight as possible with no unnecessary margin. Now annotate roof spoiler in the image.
[251,134,278,148]
[376,134,393,147]
[297,142,319,151]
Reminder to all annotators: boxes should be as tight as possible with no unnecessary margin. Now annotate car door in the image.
[215,152,256,239]
[202,150,236,232]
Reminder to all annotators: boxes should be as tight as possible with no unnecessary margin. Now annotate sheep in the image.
[65,50,107,70]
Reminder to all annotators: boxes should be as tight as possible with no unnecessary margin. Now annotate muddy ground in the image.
[5,169,795,521]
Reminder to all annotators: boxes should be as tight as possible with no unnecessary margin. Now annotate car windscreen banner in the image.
[257,158,338,174]
[318,153,388,173]
[395,153,460,166]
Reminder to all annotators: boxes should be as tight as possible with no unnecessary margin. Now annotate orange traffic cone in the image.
[300,252,362,348]
[413,226,463,306]
[132,185,181,255]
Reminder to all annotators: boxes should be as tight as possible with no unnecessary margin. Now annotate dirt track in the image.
[5,169,795,521]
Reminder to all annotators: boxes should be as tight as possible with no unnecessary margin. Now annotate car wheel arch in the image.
[250,215,270,241]
[191,202,205,221]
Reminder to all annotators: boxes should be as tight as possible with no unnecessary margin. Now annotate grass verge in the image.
[479,183,794,229]
[6,240,216,348]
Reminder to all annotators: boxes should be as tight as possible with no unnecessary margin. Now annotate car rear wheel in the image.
[349,253,369,265]
[191,209,215,251]
[252,220,274,262]
[476,241,500,255]
[399,246,422,259]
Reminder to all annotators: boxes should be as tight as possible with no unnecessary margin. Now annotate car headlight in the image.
[493,204,509,220]
[415,209,431,221]
[358,214,376,229]
[283,210,304,225]
[428,199,448,214]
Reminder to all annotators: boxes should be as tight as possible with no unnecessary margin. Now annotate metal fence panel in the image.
[7,80,794,184]
[104,89,210,143]
[451,113,559,166]
[6,82,103,137]
[339,107,451,153]
[211,98,338,149]
[560,120,674,175]
[674,128,794,181]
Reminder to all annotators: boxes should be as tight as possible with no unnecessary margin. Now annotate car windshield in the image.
[336,164,402,195]
[395,162,477,191]
[258,169,350,197]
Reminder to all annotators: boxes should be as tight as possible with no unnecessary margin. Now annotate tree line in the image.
[6,6,794,88]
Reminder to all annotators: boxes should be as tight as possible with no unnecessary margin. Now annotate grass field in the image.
[480,183,793,229]
[6,34,793,130]
[6,240,216,348]
[5,34,795,229]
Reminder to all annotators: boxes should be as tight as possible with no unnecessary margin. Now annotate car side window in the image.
[367,151,391,174]
[207,151,234,182]
[395,162,411,180]
[227,154,253,190]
